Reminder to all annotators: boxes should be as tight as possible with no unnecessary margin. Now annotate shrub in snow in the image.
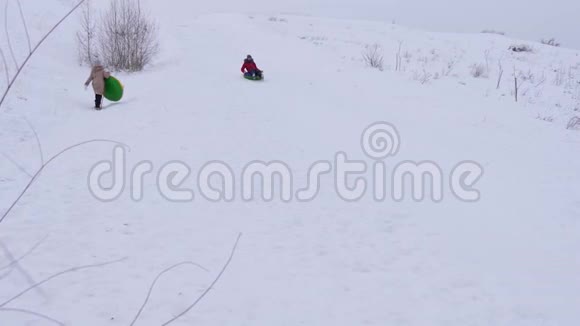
[362,44,384,71]
[481,29,506,36]
[567,117,580,130]
[470,63,488,78]
[99,0,159,72]
[269,17,287,23]
[518,69,536,83]
[536,115,554,123]
[509,44,533,53]
[541,38,561,47]
[413,69,432,85]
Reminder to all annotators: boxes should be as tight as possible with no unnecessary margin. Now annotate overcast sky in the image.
[322,0,580,49]
[207,0,580,49]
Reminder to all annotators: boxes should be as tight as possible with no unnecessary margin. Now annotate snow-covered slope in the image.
[1,1,579,325]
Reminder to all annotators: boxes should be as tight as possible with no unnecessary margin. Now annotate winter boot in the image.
[95,94,103,110]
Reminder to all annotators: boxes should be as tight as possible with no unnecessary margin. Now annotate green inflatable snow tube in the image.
[104,76,124,102]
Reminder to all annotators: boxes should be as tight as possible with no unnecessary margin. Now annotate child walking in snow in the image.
[84,64,110,110]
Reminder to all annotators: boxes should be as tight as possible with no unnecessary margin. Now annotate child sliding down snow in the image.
[84,63,110,110]
[241,55,263,78]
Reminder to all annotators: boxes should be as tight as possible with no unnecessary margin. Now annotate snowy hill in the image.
[1,1,580,325]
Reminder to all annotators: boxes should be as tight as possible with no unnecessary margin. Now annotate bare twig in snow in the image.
[0,117,46,178]
[0,240,47,298]
[395,41,403,71]
[0,234,48,272]
[484,49,491,73]
[497,60,504,89]
[535,74,547,88]
[130,261,210,326]
[23,117,45,166]
[0,269,11,280]
[4,1,19,70]
[0,139,128,226]
[414,68,432,85]
[0,257,127,308]
[514,75,519,102]
[16,0,32,53]
[0,48,9,84]
[0,307,65,326]
[1,152,33,177]
[162,233,243,326]
[512,66,528,102]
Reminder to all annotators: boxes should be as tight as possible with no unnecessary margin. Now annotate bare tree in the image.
[99,0,159,72]
[76,0,99,65]
[362,44,384,71]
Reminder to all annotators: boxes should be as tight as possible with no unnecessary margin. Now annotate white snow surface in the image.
[0,1,580,325]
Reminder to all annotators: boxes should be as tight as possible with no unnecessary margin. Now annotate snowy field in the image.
[1,0,580,325]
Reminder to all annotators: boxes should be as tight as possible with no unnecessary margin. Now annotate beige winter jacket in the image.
[85,65,111,95]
